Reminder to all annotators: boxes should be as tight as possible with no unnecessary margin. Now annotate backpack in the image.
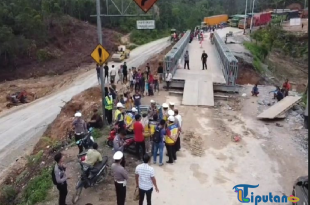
[153,126,162,143]
[51,165,58,185]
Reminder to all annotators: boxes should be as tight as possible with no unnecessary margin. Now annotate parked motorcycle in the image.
[76,128,95,151]
[72,155,109,204]
[106,129,143,159]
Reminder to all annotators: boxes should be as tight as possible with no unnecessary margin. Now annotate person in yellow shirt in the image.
[125,107,138,134]
[165,116,178,164]
[114,102,125,131]
[141,113,151,153]
[85,143,102,167]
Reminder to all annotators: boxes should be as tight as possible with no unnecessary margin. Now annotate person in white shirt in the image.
[110,65,117,84]
[174,109,182,152]
[165,71,172,91]
[135,154,159,205]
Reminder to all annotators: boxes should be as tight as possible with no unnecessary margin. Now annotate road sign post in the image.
[133,0,158,13]
[136,20,155,29]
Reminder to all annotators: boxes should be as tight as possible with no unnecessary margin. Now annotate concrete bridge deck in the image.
[174,32,226,106]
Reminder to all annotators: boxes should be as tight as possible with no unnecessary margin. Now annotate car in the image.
[292,176,308,205]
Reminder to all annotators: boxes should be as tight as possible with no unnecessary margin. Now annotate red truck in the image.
[254,12,272,26]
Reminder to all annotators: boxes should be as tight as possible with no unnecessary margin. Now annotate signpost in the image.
[133,0,158,13]
[91,44,110,65]
[136,20,155,29]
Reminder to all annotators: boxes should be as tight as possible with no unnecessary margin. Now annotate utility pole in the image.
[243,0,248,35]
[305,0,307,8]
[250,0,256,34]
[96,0,106,126]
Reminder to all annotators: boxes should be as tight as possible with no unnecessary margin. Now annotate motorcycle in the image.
[106,129,143,159]
[76,128,95,151]
[72,155,109,204]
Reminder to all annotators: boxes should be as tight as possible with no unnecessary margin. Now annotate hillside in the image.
[0,0,307,81]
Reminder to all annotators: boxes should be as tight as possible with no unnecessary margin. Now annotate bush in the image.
[92,128,102,139]
[36,48,57,62]
[21,168,53,205]
[130,30,169,45]
[0,185,18,204]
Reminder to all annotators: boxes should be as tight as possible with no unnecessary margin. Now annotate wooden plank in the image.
[198,81,214,106]
[182,80,199,105]
[257,96,301,119]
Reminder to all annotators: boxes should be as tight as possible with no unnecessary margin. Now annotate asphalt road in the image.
[0,37,171,177]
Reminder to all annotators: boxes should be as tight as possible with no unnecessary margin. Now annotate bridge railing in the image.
[164,30,191,79]
[214,32,239,86]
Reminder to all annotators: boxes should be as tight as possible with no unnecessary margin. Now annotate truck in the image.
[230,15,247,27]
[254,12,272,26]
[204,14,228,26]
[238,18,251,29]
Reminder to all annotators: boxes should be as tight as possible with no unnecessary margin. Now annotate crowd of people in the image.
[96,61,166,96]
[111,100,183,205]
[251,79,291,102]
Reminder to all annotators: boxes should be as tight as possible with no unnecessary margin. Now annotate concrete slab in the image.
[173,33,226,84]
[198,81,214,106]
[257,96,302,119]
[182,80,199,105]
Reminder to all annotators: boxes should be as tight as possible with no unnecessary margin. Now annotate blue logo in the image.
[233,184,299,205]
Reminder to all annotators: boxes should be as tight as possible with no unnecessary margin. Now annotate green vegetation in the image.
[0,185,18,204]
[2,0,305,69]
[245,24,308,72]
[20,168,53,205]
[92,128,102,139]
[26,150,44,167]
[130,30,170,45]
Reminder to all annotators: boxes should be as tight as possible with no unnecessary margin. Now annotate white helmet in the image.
[132,107,138,112]
[116,102,124,108]
[168,115,175,122]
[150,99,155,104]
[113,151,123,160]
[169,102,175,106]
[74,112,82,117]
[168,109,175,116]
[162,103,169,108]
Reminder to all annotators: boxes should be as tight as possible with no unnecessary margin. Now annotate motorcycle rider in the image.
[84,142,102,180]
[113,129,127,167]
[115,102,125,132]
[125,107,138,134]
[72,112,88,154]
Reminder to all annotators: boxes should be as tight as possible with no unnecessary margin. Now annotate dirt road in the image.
[0,37,170,177]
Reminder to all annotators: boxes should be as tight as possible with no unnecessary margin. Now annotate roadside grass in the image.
[244,41,268,73]
[130,30,169,45]
[19,168,53,205]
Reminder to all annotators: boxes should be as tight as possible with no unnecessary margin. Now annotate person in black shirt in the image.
[201,51,208,70]
[96,64,100,84]
[146,63,150,80]
[104,63,109,82]
[123,62,128,83]
[157,62,164,83]
[87,109,103,129]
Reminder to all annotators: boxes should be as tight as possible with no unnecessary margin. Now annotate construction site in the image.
[0,0,308,205]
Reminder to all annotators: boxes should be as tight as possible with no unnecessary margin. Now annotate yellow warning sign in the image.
[90,44,110,65]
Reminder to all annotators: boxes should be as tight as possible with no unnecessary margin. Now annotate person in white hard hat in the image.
[115,102,125,131]
[72,112,87,154]
[148,100,158,119]
[125,107,138,134]
[168,102,175,111]
[165,115,178,163]
[111,151,128,205]
[162,103,169,121]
